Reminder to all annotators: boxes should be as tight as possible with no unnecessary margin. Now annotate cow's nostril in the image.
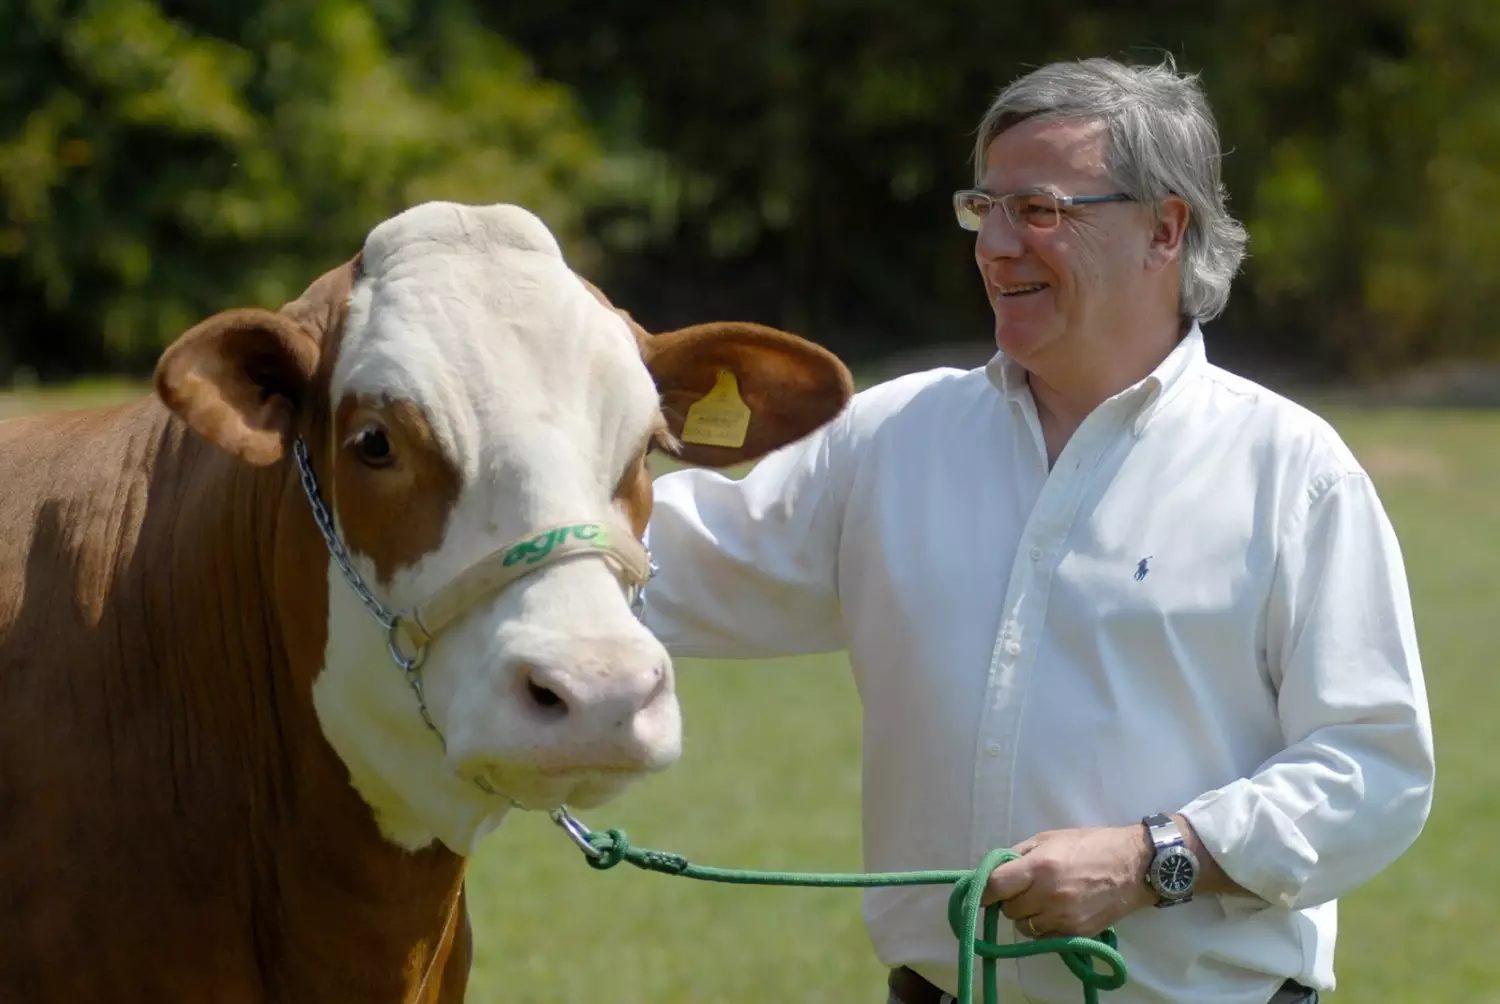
[524,675,568,717]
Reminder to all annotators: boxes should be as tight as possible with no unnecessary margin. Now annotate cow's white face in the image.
[156,200,853,854]
[311,203,680,852]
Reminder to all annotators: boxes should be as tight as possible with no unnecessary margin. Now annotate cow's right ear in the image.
[643,322,854,467]
[155,308,320,466]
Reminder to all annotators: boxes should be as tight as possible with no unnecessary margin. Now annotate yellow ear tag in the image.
[681,369,752,448]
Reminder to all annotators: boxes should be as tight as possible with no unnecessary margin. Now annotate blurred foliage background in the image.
[2,0,1499,383]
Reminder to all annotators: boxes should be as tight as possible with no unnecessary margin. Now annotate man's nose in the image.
[975,211,1024,262]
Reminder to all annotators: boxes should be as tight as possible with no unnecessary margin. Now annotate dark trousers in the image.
[887,966,1319,1004]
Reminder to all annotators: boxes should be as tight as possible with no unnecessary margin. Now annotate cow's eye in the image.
[352,425,394,468]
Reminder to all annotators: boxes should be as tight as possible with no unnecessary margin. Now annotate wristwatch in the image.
[1142,813,1199,907]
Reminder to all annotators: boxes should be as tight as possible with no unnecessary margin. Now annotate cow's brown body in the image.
[0,399,471,1001]
[0,202,852,1003]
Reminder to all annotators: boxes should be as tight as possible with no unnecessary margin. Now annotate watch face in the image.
[1158,852,1196,895]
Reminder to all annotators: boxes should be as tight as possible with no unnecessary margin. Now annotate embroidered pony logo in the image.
[1134,556,1152,581]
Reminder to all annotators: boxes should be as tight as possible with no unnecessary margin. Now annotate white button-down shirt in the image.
[644,326,1434,1004]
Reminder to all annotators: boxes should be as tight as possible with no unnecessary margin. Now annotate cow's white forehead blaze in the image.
[311,202,679,853]
[335,202,657,484]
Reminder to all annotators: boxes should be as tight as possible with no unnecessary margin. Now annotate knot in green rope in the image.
[586,828,692,875]
[944,848,1127,1004]
[585,828,628,870]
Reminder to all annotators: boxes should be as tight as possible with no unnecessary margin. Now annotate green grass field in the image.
[5,384,1496,1000]
[0,378,144,420]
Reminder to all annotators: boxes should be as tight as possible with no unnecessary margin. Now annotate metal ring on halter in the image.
[550,806,603,860]
[386,618,428,673]
[629,557,659,620]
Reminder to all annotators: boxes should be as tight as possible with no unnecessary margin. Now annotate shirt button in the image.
[1029,546,1044,561]
[984,742,1004,757]
[1003,639,1021,656]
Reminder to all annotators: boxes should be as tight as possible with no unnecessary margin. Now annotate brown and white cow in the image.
[0,202,852,1001]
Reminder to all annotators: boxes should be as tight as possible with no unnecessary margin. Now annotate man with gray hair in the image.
[642,57,1433,1003]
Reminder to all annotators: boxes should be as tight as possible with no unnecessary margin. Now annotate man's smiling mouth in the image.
[995,282,1049,297]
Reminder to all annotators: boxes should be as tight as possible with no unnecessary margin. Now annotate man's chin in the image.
[994,322,1045,361]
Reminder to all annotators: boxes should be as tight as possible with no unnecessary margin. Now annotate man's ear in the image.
[155,308,321,466]
[643,321,854,467]
[1147,194,1191,269]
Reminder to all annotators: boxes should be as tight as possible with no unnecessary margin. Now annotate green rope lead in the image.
[576,824,1127,1004]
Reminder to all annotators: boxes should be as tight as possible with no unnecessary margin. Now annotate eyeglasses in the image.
[952,188,1135,232]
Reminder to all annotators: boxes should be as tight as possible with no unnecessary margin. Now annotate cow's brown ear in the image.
[643,322,853,467]
[155,308,320,466]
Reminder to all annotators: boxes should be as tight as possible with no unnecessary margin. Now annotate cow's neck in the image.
[265,741,473,1002]
[310,576,515,853]
[136,410,476,1000]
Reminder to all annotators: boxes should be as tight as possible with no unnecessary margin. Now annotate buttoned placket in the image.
[966,384,1146,962]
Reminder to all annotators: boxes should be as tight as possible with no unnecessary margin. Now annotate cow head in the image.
[154,203,852,853]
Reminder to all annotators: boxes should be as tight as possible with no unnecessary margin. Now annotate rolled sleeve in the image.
[1181,472,1435,909]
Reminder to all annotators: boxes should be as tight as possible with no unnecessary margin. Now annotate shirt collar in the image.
[984,345,1033,403]
[983,322,1206,435]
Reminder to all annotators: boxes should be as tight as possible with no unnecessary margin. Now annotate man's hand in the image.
[982,825,1157,938]
[985,816,1249,937]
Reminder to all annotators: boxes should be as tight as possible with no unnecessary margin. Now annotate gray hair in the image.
[973,56,1248,320]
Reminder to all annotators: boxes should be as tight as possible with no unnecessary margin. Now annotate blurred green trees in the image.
[3,0,1499,380]
[492,0,1500,377]
[0,0,629,377]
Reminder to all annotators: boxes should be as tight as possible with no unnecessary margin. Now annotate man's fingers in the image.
[996,884,1049,921]
[1015,915,1051,939]
[981,856,1033,906]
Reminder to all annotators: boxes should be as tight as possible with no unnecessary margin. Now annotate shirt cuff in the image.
[1179,781,1318,910]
